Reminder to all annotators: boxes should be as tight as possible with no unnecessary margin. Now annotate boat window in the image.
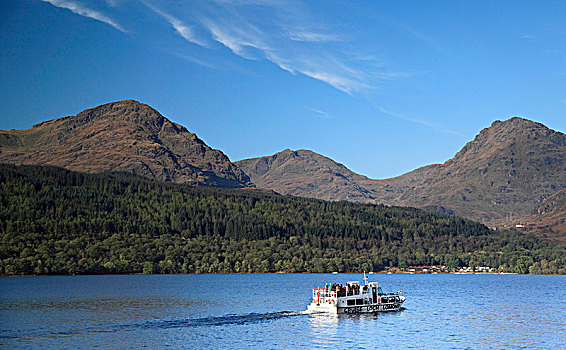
[355,298,363,305]
[347,299,355,306]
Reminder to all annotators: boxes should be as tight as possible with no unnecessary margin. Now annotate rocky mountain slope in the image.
[235,149,380,202]
[235,149,440,203]
[0,100,253,188]
[237,117,566,226]
[511,190,566,243]
[399,117,566,225]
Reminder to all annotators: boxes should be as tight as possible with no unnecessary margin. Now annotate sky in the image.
[1,0,565,179]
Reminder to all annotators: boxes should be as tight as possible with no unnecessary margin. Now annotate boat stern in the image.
[307,302,338,314]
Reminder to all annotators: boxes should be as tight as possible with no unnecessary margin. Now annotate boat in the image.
[307,273,405,314]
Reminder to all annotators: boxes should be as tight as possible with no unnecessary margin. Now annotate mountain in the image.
[0,100,253,188]
[399,117,566,225]
[235,149,440,203]
[236,149,380,202]
[237,117,566,226]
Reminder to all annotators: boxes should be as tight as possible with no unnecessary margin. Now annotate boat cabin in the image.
[308,274,405,314]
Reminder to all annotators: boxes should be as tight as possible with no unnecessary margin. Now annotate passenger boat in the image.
[307,274,405,314]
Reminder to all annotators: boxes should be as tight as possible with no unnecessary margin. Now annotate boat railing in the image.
[312,288,337,300]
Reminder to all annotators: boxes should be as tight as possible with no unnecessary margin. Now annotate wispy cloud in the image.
[288,30,340,42]
[378,107,464,137]
[138,1,399,95]
[105,0,119,7]
[311,108,332,119]
[204,19,268,60]
[301,70,370,95]
[167,51,217,69]
[41,0,126,32]
[43,0,409,96]
[142,1,208,47]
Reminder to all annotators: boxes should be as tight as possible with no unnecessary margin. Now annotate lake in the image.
[1,273,565,349]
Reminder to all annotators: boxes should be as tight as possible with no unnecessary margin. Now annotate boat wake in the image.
[26,311,309,339]
[135,310,309,329]
[2,311,310,343]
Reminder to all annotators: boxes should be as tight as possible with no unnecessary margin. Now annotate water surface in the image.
[1,274,564,349]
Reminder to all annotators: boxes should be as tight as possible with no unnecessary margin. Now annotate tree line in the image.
[0,164,564,275]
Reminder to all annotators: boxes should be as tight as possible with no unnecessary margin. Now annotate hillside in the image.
[235,149,384,202]
[511,190,566,244]
[237,118,566,226]
[0,100,253,188]
[2,163,565,275]
[399,118,566,225]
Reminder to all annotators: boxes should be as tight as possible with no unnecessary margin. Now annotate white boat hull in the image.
[307,301,404,314]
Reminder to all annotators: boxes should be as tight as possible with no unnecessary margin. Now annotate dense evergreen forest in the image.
[1,164,564,275]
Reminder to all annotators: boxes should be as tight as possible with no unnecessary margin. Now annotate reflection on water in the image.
[1,274,565,349]
[308,313,339,347]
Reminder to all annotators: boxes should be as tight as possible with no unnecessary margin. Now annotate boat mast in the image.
[363,271,368,286]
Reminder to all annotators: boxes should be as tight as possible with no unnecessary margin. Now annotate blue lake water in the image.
[1,273,565,349]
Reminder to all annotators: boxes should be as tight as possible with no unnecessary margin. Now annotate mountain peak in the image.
[0,100,253,188]
[488,116,551,135]
[236,149,377,202]
[449,116,564,163]
[401,116,566,225]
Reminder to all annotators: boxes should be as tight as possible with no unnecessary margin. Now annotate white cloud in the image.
[311,108,332,119]
[139,1,389,94]
[301,70,368,95]
[168,51,218,69]
[44,0,408,96]
[205,21,265,59]
[41,0,126,32]
[378,107,464,137]
[141,1,208,47]
[288,31,340,42]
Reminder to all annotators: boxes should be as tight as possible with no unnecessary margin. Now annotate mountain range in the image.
[237,118,566,229]
[1,100,565,238]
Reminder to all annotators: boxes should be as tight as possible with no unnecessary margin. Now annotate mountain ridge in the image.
[236,116,566,229]
[0,100,253,188]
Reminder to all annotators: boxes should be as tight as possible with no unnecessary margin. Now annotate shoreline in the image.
[1,271,544,278]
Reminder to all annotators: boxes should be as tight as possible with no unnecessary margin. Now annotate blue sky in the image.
[1,0,565,178]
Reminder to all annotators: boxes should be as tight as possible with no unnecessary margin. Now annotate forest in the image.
[1,164,565,275]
